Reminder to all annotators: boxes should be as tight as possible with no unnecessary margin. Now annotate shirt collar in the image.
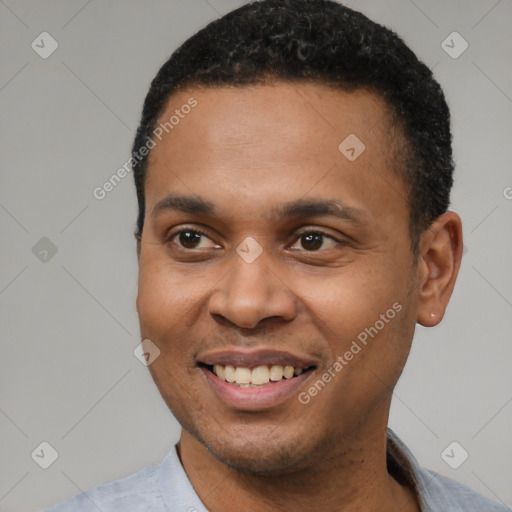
[158,430,462,512]
[386,428,464,512]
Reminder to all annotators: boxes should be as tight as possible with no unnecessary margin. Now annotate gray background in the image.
[1,1,511,511]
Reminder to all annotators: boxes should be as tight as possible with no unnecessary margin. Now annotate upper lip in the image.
[198,348,318,370]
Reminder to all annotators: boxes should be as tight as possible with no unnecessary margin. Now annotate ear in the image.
[416,211,463,327]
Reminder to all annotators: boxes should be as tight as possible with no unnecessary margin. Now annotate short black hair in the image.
[131,0,453,252]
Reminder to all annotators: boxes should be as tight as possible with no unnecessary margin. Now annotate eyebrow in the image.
[152,193,367,224]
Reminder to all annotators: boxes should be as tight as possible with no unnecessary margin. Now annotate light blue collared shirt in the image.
[44,429,509,511]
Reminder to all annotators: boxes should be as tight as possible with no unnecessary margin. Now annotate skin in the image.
[136,82,463,512]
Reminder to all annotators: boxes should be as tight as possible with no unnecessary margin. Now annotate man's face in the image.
[136,82,420,474]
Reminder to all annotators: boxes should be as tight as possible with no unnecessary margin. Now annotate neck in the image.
[177,408,419,512]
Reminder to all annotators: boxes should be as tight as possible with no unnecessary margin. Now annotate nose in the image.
[208,251,297,330]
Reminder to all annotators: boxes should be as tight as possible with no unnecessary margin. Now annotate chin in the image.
[208,441,304,475]
[195,421,325,476]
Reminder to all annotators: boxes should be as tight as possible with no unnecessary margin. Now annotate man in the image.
[45,0,507,510]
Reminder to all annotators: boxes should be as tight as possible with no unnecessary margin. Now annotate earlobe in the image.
[416,211,463,327]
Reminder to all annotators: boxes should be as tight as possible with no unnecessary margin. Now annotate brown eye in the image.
[167,228,220,251]
[300,232,324,251]
[291,231,337,252]
[177,230,203,249]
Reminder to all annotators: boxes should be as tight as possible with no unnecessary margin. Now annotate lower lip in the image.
[200,367,314,411]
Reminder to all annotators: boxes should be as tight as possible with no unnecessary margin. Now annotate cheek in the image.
[137,261,174,335]
[136,253,207,414]
[300,288,413,427]
[302,260,414,404]
[136,248,220,367]
[305,263,408,341]
[136,258,191,375]
[137,249,198,331]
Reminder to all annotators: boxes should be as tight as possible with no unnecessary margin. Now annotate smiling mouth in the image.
[200,363,316,387]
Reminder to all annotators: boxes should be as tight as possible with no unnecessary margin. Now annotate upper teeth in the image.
[213,364,304,386]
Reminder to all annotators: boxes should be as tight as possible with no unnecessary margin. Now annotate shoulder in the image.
[420,468,510,512]
[386,429,509,512]
[42,446,208,512]
[43,461,164,512]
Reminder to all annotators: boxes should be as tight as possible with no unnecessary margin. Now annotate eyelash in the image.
[166,226,342,252]
[167,227,212,247]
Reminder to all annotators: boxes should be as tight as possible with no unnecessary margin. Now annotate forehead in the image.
[152,82,391,163]
[144,82,407,229]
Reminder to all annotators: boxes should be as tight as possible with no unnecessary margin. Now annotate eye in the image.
[168,228,219,250]
[166,227,344,254]
[289,231,338,252]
